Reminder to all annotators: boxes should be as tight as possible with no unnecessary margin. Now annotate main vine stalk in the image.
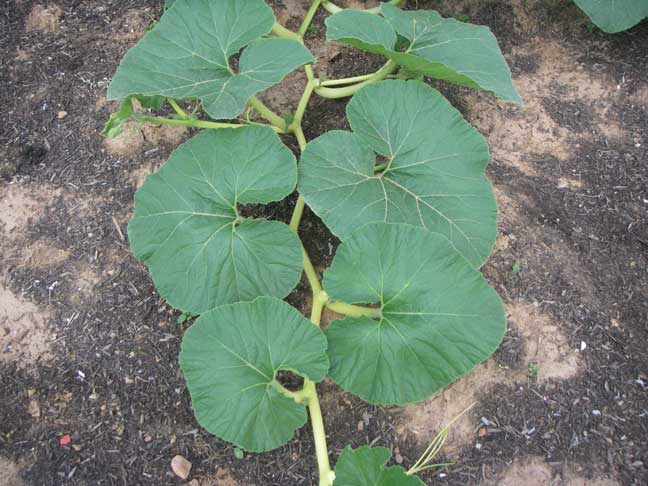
[263,2,403,483]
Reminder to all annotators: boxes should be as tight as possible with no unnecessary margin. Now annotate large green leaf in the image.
[334,446,424,486]
[180,297,329,452]
[299,80,496,268]
[128,125,302,314]
[574,0,648,33]
[326,4,521,104]
[108,0,314,120]
[322,222,506,406]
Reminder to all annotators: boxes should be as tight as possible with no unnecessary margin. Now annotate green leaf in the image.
[180,297,329,452]
[573,0,648,33]
[325,5,521,104]
[108,0,314,120]
[135,94,165,111]
[102,95,165,138]
[128,125,302,314]
[334,446,424,486]
[101,98,133,138]
[299,80,496,268]
[323,222,506,406]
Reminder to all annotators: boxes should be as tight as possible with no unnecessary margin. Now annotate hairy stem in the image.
[314,60,398,99]
[248,97,287,131]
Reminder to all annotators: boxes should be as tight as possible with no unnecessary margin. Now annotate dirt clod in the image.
[25,4,63,32]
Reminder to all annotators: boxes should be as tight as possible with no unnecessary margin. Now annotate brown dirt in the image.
[1,1,647,485]
[507,301,581,381]
[0,285,52,366]
[25,4,62,33]
[0,456,24,486]
[485,456,621,485]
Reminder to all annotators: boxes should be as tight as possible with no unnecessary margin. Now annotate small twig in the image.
[112,215,125,241]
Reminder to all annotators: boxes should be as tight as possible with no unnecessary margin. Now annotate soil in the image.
[1,1,647,485]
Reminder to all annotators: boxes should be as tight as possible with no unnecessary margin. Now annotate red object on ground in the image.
[59,434,71,446]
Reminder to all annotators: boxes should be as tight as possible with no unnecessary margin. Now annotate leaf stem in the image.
[291,81,315,131]
[132,114,237,130]
[321,0,405,14]
[248,97,287,131]
[326,301,382,319]
[131,114,285,133]
[299,0,323,36]
[271,22,302,41]
[319,72,376,87]
[168,98,189,119]
[373,162,389,172]
[303,380,336,485]
[272,379,310,404]
[302,246,324,297]
[289,195,306,232]
[314,60,398,99]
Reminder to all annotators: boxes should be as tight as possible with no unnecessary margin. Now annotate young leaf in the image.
[322,222,506,406]
[128,126,302,314]
[107,0,314,120]
[334,446,424,486]
[325,5,521,104]
[573,0,648,33]
[179,297,329,452]
[299,80,496,268]
[101,98,133,138]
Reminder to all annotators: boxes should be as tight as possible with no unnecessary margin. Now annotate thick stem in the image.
[271,21,302,41]
[304,381,335,485]
[314,60,397,99]
[326,301,382,319]
[291,81,315,129]
[299,0,323,36]
[302,246,324,296]
[289,195,306,232]
[248,97,287,131]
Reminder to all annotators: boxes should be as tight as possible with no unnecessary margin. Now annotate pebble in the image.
[171,455,192,480]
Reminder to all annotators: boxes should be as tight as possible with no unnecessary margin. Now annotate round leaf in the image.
[128,126,302,313]
[323,223,506,405]
[180,297,329,452]
[107,0,314,120]
[334,446,424,486]
[299,80,497,268]
[325,6,521,104]
[574,0,648,33]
